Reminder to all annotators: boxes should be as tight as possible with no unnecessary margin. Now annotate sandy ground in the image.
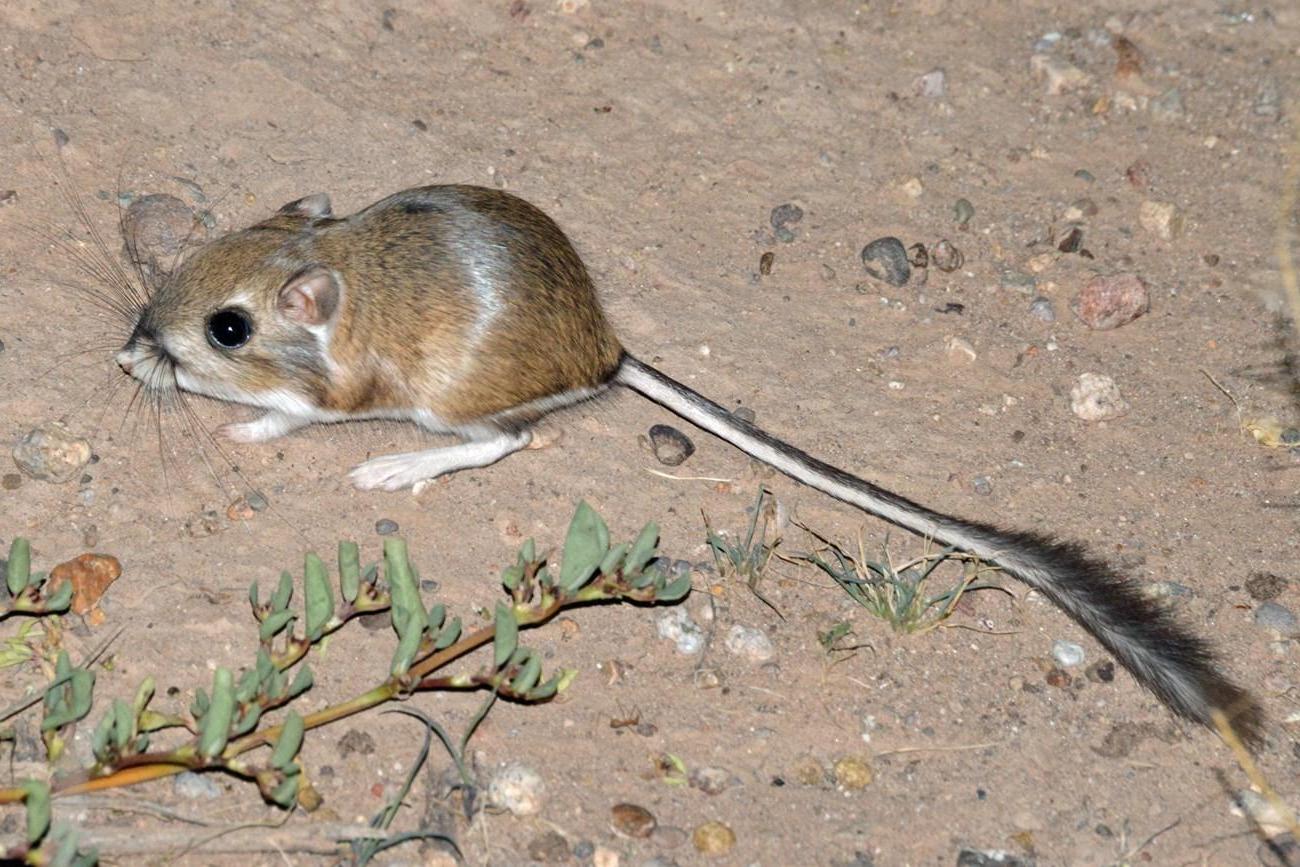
[2,1,1299,864]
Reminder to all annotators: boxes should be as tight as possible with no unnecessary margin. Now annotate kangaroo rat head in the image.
[115,194,341,410]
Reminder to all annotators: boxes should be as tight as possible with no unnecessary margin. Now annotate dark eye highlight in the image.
[206,308,253,350]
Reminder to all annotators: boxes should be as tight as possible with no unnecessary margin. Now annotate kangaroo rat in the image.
[113,184,1260,741]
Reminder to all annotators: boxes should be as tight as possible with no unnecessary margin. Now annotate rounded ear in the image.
[277,193,333,219]
[278,267,341,326]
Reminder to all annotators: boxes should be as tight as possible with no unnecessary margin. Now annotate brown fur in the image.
[132,185,625,426]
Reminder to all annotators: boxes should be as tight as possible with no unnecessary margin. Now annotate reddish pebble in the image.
[1071,273,1150,330]
[50,553,122,615]
[611,802,657,838]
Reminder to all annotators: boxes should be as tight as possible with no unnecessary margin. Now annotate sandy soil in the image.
[2,1,1299,864]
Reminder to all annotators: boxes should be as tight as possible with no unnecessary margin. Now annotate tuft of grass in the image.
[791,523,1001,635]
[703,486,782,616]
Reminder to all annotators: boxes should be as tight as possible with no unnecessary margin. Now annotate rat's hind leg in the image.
[349,429,532,492]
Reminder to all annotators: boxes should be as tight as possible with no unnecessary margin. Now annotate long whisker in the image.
[23,224,143,326]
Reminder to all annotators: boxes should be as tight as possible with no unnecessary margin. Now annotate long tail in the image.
[616,354,1263,744]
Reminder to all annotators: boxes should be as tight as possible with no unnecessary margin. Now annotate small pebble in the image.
[375,518,399,536]
[692,821,736,855]
[1045,667,1071,688]
[52,128,70,149]
[246,490,269,512]
[732,406,756,424]
[1085,660,1115,683]
[226,497,256,521]
[790,754,826,786]
[724,624,774,662]
[1027,252,1057,273]
[1125,160,1151,189]
[999,269,1037,294]
[1071,273,1149,330]
[1057,226,1084,253]
[759,251,774,275]
[12,423,93,483]
[1246,573,1288,601]
[1070,373,1130,422]
[1142,581,1193,605]
[657,607,704,655]
[931,239,963,272]
[610,803,657,838]
[860,237,910,287]
[908,242,929,269]
[971,475,992,496]
[1051,639,1086,668]
[1,473,21,490]
[770,202,804,233]
[121,193,208,274]
[900,176,925,198]
[0,190,16,206]
[591,846,619,867]
[1028,297,1056,322]
[689,766,732,795]
[953,198,975,226]
[1138,200,1184,240]
[914,67,946,98]
[173,771,222,799]
[1030,53,1090,95]
[648,424,695,467]
[956,850,1034,867]
[1254,602,1300,638]
[1066,198,1098,219]
[1074,169,1096,183]
[833,756,873,790]
[487,763,545,816]
[946,336,977,364]
[526,830,571,863]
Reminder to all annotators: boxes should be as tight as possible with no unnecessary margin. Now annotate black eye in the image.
[206,308,252,350]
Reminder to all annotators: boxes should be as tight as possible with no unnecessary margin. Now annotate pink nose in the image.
[116,351,135,376]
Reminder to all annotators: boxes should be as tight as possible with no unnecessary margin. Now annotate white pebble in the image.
[487,763,545,816]
[1070,373,1130,421]
[945,336,977,364]
[914,68,946,98]
[1051,639,1086,668]
[657,607,704,655]
[1138,200,1184,241]
[723,624,774,663]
